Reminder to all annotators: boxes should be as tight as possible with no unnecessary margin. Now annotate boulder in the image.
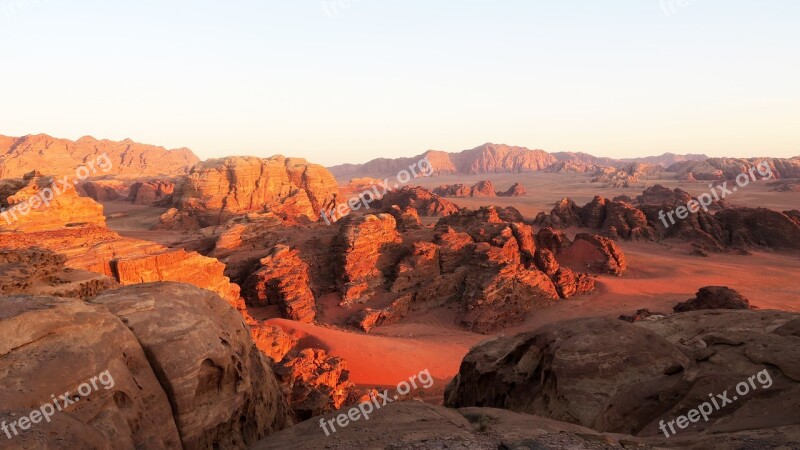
[91,283,291,448]
[673,286,754,312]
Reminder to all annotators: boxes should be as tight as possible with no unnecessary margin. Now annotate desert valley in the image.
[0,134,798,449]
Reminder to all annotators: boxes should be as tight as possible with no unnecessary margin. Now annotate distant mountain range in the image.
[328,143,710,179]
[0,134,199,179]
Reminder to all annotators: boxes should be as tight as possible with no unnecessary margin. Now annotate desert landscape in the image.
[2,2,799,449]
[1,135,798,449]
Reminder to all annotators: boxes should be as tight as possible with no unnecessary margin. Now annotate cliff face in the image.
[165,156,338,227]
[0,134,199,178]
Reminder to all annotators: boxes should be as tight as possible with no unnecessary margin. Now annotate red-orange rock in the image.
[334,214,402,305]
[166,156,338,227]
[273,348,355,420]
[375,186,460,217]
[242,245,316,323]
[0,175,106,232]
[0,133,198,178]
[128,180,175,205]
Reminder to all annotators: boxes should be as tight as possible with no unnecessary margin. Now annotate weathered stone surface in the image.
[0,294,182,449]
[273,349,355,421]
[384,204,422,230]
[374,186,460,217]
[112,249,245,311]
[80,180,124,201]
[0,227,245,312]
[0,247,118,299]
[241,245,316,323]
[91,283,291,448]
[128,180,175,205]
[673,286,754,312]
[446,310,800,439]
[0,133,198,179]
[562,233,627,276]
[333,214,402,305]
[433,180,497,197]
[668,157,800,180]
[165,156,338,227]
[497,182,526,197]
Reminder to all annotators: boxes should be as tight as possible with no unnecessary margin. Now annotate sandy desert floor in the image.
[104,172,800,399]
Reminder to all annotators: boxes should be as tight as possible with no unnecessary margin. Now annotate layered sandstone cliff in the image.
[163,156,338,227]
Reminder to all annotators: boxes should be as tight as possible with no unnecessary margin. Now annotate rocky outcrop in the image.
[535,188,800,252]
[433,180,526,198]
[111,249,245,311]
[0,226,245,311]
[590,162,663,187]
[445,310,800,439]
[333,214,403,305]
[0,247,118,299]
[497,182,526,197]
[79,180,125,201]
[329,143,556,178]
[91,283,291,448]
[667,157,800,180]
[128,180,175,205]
[0,133,198,179]
[0,174,107,232]
[164,156,338,227]
[384,204,422,230]
[673,286,754,312]
[273,349,355,421]
[241,245,316,323]
[373,186,460,217]
[0,283,290,449]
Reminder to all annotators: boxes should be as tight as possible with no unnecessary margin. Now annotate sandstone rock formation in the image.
[0,283,290,449]
[0,226,245,311]
[534,187,800,252]
[0,247,117,299]
[273,348,356,421]
[164,156,338,227]
[668,157,800,180]
[673,286,754,312]
[0,133,198,178]
[241,245,316,323]
[497,182,526,197]
[0,174,107,232]
[333,214,402,305]
[91,283,291,448]
[373,186,460,217]
[445,310,800,441]
[433,180,526,198]
[433,180,497,197]
[128,180,175,205]
[330,143,556,178]
[79,180,125,201]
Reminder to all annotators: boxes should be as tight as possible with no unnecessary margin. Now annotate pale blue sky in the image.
[0,0,798,166]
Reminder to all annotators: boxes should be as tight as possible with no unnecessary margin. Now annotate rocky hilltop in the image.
[667,157,800,180]
[329,143,718,178]
[0,134,199,178]
[330,143,556,177]
[161,156,339,227]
